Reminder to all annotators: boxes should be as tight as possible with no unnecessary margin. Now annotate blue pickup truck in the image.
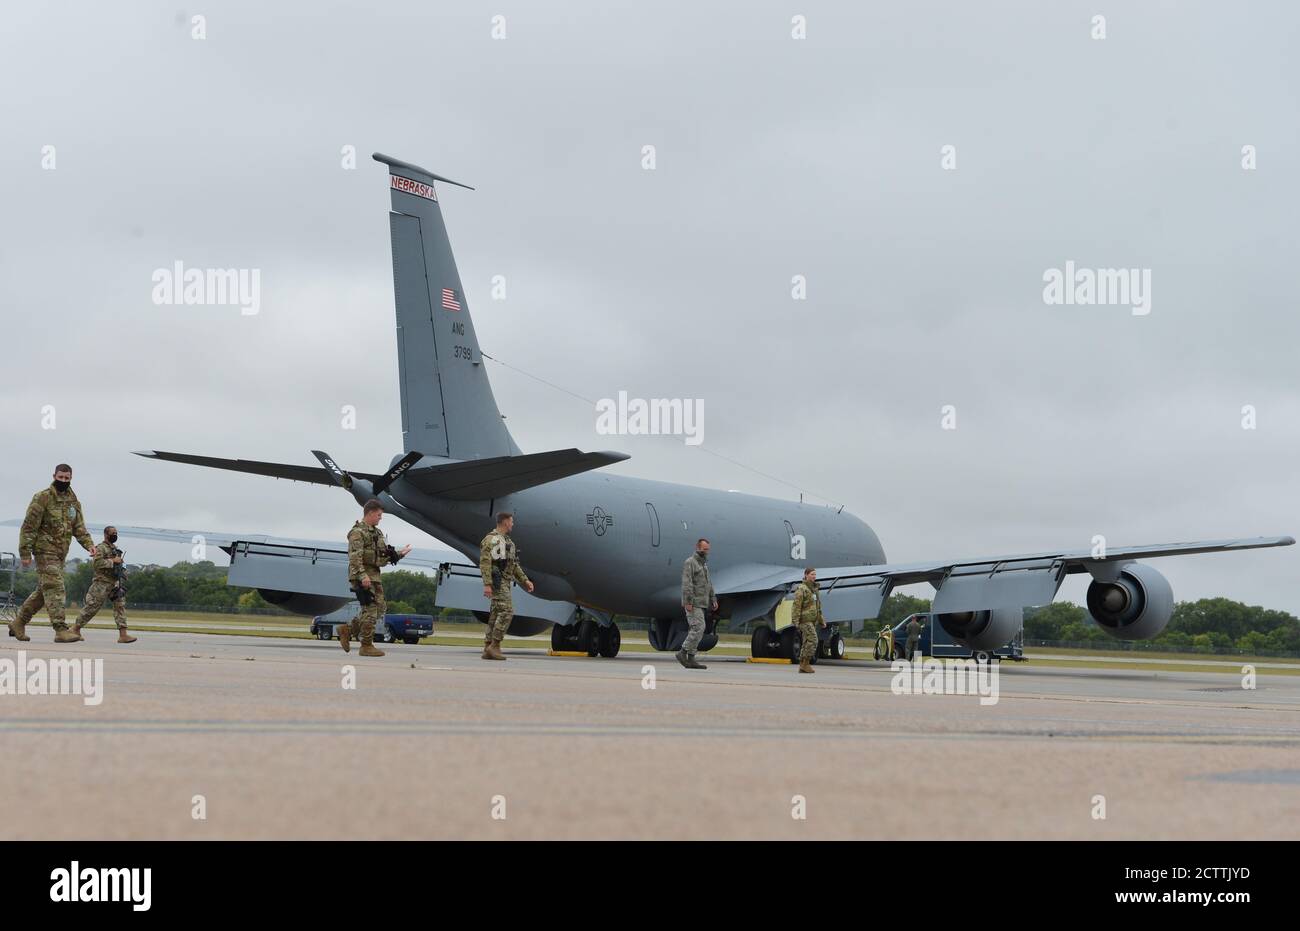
[310,607,434,645]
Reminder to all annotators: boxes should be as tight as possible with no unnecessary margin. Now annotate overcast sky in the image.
[1,1,1296,613]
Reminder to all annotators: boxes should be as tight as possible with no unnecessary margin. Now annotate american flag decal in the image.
[441,288,461,311]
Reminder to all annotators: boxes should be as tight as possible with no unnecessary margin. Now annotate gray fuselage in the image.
[383,462,886,618]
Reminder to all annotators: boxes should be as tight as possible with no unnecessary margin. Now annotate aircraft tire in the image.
[597,623,621,658]
[830,632,845,660]
[780,626,797,660]
[577,617,599,656]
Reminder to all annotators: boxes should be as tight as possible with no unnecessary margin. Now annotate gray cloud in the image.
[1,0,1296,612]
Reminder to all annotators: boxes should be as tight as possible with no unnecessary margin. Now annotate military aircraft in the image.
[111,153,1293,659]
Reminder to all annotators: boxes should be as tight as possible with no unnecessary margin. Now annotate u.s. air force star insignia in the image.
[586,507,614,536]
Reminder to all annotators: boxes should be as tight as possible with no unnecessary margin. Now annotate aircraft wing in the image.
[0,520,457,571]
[714,535,1295,632]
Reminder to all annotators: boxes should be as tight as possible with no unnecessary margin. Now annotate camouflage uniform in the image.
[75,541,128,630]
[790,578,825,665]
[347,519,390,647]
[14,483,94,636]
[906,617,924,661]
[679,551,714,655]
[479,528,529,643]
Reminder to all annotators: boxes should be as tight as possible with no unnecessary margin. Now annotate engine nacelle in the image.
[257,589,351,617]
[470,611,552,637]
[936,607,1023,651]
[1085,563,1173,640]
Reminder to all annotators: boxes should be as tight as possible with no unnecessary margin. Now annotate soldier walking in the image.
[906,614,926,662]
[11,464,95,643]
[678,538,717,670]
[72,525,137,643]
[479,511,534,661]
[340,499,410,657]
[790,567,826,674]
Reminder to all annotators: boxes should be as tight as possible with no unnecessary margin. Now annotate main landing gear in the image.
[550,611,621,657]
[750,621,845,662]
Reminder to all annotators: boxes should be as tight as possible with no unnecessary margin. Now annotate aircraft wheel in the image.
[780,627,797,660]
[751,625,772,659]
[786,628,817,664]
[597,623,621,658]
[830,632,846,660]
[550,623,569,652]
[576,617,599,656]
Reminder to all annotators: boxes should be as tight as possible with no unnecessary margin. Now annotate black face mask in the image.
[106,533,118,544]
[53,480,70,492]
[696,549,708,562]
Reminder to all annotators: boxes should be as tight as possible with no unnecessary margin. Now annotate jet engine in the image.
[1085,562,1173,640]
[470,611,551,637]
[257,589,351,616]
[936,607,1022,651]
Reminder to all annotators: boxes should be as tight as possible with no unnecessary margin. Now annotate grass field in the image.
[38,610,1296,676]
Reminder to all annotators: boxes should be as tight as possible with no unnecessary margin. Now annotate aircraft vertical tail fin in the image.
[374,152,517,460]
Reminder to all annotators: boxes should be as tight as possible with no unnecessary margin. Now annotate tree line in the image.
[877,594,1300,654]
[7,560,443,618]
[6,559,1297,653]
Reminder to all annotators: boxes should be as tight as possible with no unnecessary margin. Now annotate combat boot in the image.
[9,618,30,641]
[675,649,690,668]
[54,629,80,644]
[71,624,85,641]
[684,652,708,670]
[338,623,351,653]
[118,628,137,644]
[487,638,506,661]
[359,630,385,657]
[798,659,815,673]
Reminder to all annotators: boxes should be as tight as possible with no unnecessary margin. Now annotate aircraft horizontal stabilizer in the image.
[133,450,383,486]
[401,448,629,500]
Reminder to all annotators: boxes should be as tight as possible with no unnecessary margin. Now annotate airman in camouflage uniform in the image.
[73,526,137,643]
[906,615,926,662]
[479,512,534,661]
[678,538,717,670]
[12,465,94,643]
[341,498,410,657]
[790,567,826,674]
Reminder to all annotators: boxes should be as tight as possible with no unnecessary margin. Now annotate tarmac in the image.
[2,628,1298,839]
